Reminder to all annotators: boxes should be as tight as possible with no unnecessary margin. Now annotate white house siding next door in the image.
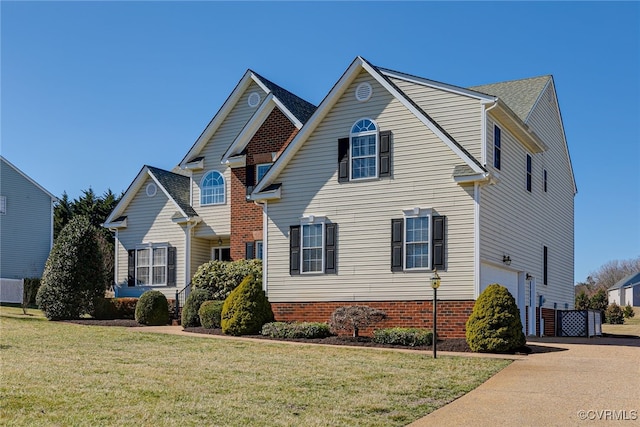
[480,263,525,333]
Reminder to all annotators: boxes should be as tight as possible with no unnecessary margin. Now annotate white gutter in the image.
[473,182,481,298]
[481,99,499,166]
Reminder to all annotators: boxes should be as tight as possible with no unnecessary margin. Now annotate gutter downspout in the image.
[481,99,499,166]
[474,182,481,299]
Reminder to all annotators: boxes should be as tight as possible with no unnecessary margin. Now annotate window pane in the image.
[256,241,263,260]
[202,171,225,204]
[153,266,166,285]
[302,224,323,272]
[405,216,429,269]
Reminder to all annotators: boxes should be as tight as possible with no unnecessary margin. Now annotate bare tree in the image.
[576,256,640,297]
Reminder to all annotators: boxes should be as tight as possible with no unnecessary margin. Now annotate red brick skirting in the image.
[271,300,475,338]
[525,306,557,337]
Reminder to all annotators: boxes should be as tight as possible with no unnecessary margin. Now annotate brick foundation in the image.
[271,300,475,338]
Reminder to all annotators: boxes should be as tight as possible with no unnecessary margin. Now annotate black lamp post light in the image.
[430,269,441,359]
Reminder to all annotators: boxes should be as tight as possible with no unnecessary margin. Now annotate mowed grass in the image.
[1,307,510,426]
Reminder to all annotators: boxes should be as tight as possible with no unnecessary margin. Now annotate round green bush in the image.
[181,288,213,328]
[605,303,624,324]
[192,259,262,300]
[198,300,224,329]
[465,284,526,353]
[36,216,106,320]
[221,275,274,336]
[135,291,169,326]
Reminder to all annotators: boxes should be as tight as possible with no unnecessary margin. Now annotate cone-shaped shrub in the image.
[466,284,525,353]
[36,216,105,320]
[135,290,169,326]
[181,288,213,328]
[221,275,274,336]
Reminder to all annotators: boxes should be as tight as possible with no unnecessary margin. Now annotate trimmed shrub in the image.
[221,275,274,336]
[605,303,624,324]
[466,284,525,353]
[36,216,106,320]
[198,300,224,329]
[261,322,332,339]
[92,297,138,320]
[373,327,433,347]
[623,304,635,319]
[135,291,169,326]
[329,305,386,337]
[192,259,262,300]
[181,288,213,328]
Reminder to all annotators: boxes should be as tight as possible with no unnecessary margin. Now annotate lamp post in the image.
[431,269,441,359]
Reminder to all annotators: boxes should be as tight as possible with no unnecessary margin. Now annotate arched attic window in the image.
[201,170,225,205]
[350,118,378,180]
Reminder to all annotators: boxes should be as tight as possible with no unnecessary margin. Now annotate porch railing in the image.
[174,282,192,320]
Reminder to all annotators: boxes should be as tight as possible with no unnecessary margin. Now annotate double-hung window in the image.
[350,119,378,180]
[201,170,225,205]
[338,119,391,182]
[128,244,175,286]
[392,209,445,272]
[289,217,336,275]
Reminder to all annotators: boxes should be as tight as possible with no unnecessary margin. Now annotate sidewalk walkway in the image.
[409,336,640,426]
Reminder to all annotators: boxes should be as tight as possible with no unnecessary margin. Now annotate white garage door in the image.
[480,263,525,332]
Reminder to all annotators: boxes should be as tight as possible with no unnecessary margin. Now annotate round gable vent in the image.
[248,92,261,107]
[146,183,157,197]
[355,82,373,102]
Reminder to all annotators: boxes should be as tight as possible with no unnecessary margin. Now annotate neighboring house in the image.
[103,70,315,299]
[252,57,576,337]
[0,156,57,280]
[608,272,640,307]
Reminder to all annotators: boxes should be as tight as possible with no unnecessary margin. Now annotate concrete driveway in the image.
[409,336,640,426]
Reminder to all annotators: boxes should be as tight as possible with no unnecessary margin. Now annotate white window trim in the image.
[256,163,272,183]
[349,118,379,181]
[135,243,169,286]
[0,196,5,214]
[200,170,226,206]
[402,208,432,271]
[300,215,326,274]
[211,246,231,261]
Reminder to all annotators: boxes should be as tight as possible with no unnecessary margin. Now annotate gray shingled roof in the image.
[608,272,640,291]
[252,71,317,124]
[469,75,551,122]
[146,166,198,217]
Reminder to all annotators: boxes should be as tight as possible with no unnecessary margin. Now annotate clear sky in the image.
[2,1,639,283]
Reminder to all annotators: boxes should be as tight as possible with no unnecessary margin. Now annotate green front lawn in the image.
[1,307,510,426]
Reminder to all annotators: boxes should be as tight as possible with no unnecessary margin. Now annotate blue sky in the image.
[2,1,638,283]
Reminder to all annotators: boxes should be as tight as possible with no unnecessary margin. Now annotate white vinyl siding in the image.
[266,70,476,302]
[192,81,267,238]
[390,77,483,161]
[0,158,54,279]
[115,176,186,293]
[480,82,574,310]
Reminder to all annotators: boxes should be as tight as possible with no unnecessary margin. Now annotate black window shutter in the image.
[338,138,349,182]
[391,219,403,272]
[432,216,445,270]
[167,247,177,287]
[379,130,391,177]
[289,225,300,275]
[246,165,255,197]
[127,250,136,286]
[246,241,255,260]
[325,223,337,274]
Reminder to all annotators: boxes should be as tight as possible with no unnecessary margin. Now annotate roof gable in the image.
[104,166,197,226]
[254,56,487,194]
[0,156,58,202]
[608,272,640,290]
[180,70,315,168]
